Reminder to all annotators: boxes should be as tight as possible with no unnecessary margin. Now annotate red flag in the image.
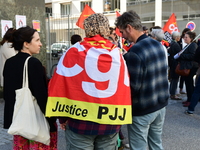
[76,4,95,29]
[163,13,179,34]
[115,11,122,37]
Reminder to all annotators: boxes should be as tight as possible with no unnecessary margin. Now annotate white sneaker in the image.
[124,143,130,149]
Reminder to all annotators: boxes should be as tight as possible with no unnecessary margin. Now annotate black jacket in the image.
[168,40,181,78]
[178,42,198,70]
[3,52,56,132]
[194,46,200,64]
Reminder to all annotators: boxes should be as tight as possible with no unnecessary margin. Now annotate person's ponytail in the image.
[0,28,16,45]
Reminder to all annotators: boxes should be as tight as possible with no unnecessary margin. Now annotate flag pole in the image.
[174,33,200,59]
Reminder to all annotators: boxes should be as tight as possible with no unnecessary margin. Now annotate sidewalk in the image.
[0,99,12,146]
[0,98,66,150]
[1,94,200,150]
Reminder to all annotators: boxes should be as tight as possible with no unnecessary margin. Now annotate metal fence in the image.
[45,13,84,77]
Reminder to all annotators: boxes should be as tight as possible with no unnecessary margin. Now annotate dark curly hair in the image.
[84,13,110,38]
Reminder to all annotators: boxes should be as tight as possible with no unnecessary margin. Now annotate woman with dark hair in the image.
[177,31,198,107]
[185,45,200,115]
[0,28,17,87]
[109,27,118,46]
[178,28,191,49]
[3,26,57,149]
[177,28,191,94]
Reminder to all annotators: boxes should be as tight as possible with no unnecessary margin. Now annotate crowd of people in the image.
[0,10,200,150]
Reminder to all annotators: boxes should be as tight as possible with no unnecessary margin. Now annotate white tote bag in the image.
[8,56,50,145]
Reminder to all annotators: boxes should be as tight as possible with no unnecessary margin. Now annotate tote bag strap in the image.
[22,56,31,88]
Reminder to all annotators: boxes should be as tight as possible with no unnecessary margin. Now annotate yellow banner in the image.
[46,97,132,125]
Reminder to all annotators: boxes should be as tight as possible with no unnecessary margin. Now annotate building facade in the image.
[45,0,200,76]
[45,0,127,50]
[45,0,127,28]
[45,0,200,35]
[127,0,200,34]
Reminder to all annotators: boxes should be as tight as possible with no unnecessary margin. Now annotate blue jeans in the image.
[128,107,166,150]
[188,75,200,112]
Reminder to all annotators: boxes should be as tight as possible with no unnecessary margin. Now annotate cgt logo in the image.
[56,43,129,98]
[169,23,178,33]
[46,41,132,124]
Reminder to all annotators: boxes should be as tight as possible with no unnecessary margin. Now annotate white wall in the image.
[45,0,52,3]
[120,0,127,13]
[92,0,104,13]
[155,0,162,26]
[71,1,81,14]
[52,2,61,16]
[105,13,117,27]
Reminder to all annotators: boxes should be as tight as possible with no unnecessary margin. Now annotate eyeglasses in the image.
[112,33,116,36]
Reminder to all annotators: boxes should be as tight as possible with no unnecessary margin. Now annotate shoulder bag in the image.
[8,56,50,145]
[175,63,190,76]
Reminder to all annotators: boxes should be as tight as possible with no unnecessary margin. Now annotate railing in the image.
[127,0,155,5]
[45,13,85,77]
[127,0,178,6]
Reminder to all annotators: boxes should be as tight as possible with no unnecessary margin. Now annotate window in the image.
[45,6,52,16]
[61,3,71,16]
[81,1,92,12]
[104,0,120,12]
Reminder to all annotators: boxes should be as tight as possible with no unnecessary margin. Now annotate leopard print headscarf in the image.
[83,13,110,39]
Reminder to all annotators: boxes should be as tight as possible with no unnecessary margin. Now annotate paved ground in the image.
[1,93,200,150]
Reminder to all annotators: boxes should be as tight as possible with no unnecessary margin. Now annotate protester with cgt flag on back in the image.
[46,13,132,149]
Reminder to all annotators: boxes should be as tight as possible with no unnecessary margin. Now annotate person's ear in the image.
[23,42,29,49]
[126,24,132,32]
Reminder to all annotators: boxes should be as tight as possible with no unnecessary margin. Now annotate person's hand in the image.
[60,121,67,130]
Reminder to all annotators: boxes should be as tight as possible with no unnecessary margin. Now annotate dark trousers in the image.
[169,78,179,95]
[179,76,185,89]
[188,75,200,111]
[184,67,198,102]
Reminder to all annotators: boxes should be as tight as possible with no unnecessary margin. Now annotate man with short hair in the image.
[115,10,169,150]
[70,34,82,45]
